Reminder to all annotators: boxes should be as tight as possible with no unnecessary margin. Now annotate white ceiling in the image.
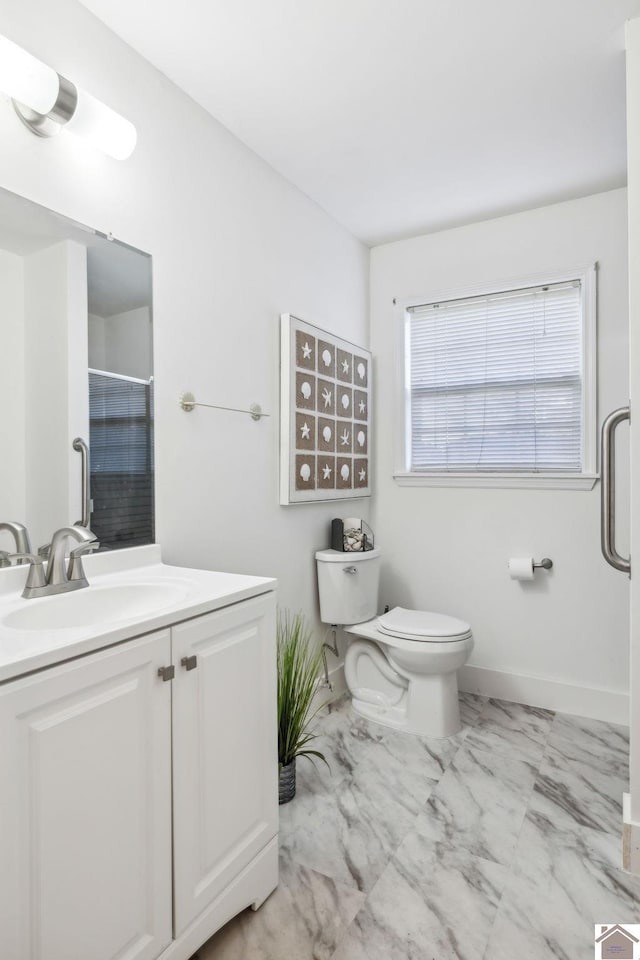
[79,0,640,245]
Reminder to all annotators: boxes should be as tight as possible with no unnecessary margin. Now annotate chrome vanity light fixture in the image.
[0,34,137,160]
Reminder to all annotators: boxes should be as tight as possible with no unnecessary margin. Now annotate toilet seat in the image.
[377,606,471,643]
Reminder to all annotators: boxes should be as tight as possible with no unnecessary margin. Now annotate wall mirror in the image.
[0,186,154,555]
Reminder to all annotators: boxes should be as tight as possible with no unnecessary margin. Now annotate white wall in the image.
[89,306,152,380]
[0,241,88,551]
[0,249,25,536]
[23,241,89,548]
[0,0,369,631]
[107,306,152,380]
[371,189,630,722]
[88,313,106,370]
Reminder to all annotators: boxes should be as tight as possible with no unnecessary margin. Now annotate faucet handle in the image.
[9,553,47,593]
[68,541,100,583]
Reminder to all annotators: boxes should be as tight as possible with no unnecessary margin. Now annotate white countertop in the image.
[0,545,276,683]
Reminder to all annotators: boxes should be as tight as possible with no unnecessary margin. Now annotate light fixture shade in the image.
[65,88,137,160]
[0,33,137,160]
[0,34,59,115]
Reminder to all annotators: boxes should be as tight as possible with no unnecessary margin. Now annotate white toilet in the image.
[315,548,473,738]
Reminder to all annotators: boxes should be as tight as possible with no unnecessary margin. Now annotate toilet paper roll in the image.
[508,557,535,580]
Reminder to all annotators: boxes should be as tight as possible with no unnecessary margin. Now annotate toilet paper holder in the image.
[533,558,553,570]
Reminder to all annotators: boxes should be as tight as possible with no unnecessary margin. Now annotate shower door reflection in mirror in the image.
[87,240,154,549]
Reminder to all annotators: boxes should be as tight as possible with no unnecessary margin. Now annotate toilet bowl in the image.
[315,548,473,740]
[344,607,473,738]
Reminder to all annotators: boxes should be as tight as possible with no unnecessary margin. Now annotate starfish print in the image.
[300,421,310,440]
[341,358,350,375]
[302,341,312,359]
[358,400,366,414]
[340,429,350,447]
[359,468,366,481]
[322,388,332,408]
[322,463,332,480]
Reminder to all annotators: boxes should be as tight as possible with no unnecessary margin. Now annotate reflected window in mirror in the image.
[89,372,154,549]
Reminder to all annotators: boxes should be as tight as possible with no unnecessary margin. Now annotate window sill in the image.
[393,472,599,491]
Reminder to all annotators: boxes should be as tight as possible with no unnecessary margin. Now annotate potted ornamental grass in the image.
[277,610,327,804]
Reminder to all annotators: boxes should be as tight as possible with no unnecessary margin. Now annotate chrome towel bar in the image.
[179,391,269,421]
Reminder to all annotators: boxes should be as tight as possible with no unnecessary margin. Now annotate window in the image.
[396,266,596,489]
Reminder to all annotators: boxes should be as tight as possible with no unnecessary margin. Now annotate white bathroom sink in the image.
[0,547,276,682]
[1,580,192,631]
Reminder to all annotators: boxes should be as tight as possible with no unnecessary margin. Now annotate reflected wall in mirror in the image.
[0,187,154,554]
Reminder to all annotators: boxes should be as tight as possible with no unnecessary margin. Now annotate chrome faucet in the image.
[0,522,32,564]
[47,526,99,589]
[15,525,99,599]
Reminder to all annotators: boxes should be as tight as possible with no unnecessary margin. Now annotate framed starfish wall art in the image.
[280,314,372,504]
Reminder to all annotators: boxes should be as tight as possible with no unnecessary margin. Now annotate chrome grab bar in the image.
[72,437,90,527]
[601,406,630,575]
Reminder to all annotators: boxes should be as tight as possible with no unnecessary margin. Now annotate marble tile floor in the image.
[196,693,636,960]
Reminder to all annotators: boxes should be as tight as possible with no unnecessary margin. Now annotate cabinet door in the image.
[172,592,278,935]
[0,631,173,960]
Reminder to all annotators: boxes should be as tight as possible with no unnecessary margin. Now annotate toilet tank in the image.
[315,548,381,625]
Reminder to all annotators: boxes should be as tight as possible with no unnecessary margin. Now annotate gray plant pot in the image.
[279,759,296,804]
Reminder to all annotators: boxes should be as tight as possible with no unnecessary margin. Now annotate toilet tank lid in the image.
[378,606,471,638]
[315,548,381,562]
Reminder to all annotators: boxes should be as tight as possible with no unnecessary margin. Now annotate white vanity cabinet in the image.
[0,589,278,960]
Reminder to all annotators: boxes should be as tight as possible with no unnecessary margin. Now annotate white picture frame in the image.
[279,314,372,504]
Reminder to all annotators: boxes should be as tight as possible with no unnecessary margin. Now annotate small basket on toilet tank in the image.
[315,548,381,625]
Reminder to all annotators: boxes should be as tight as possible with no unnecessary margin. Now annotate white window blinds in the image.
[89,371,155,549]
[407,280,583,473]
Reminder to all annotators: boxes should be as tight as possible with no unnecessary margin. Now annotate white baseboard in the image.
[623,794,640,874]
[459,663,629,725]
[320,657,629,725]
